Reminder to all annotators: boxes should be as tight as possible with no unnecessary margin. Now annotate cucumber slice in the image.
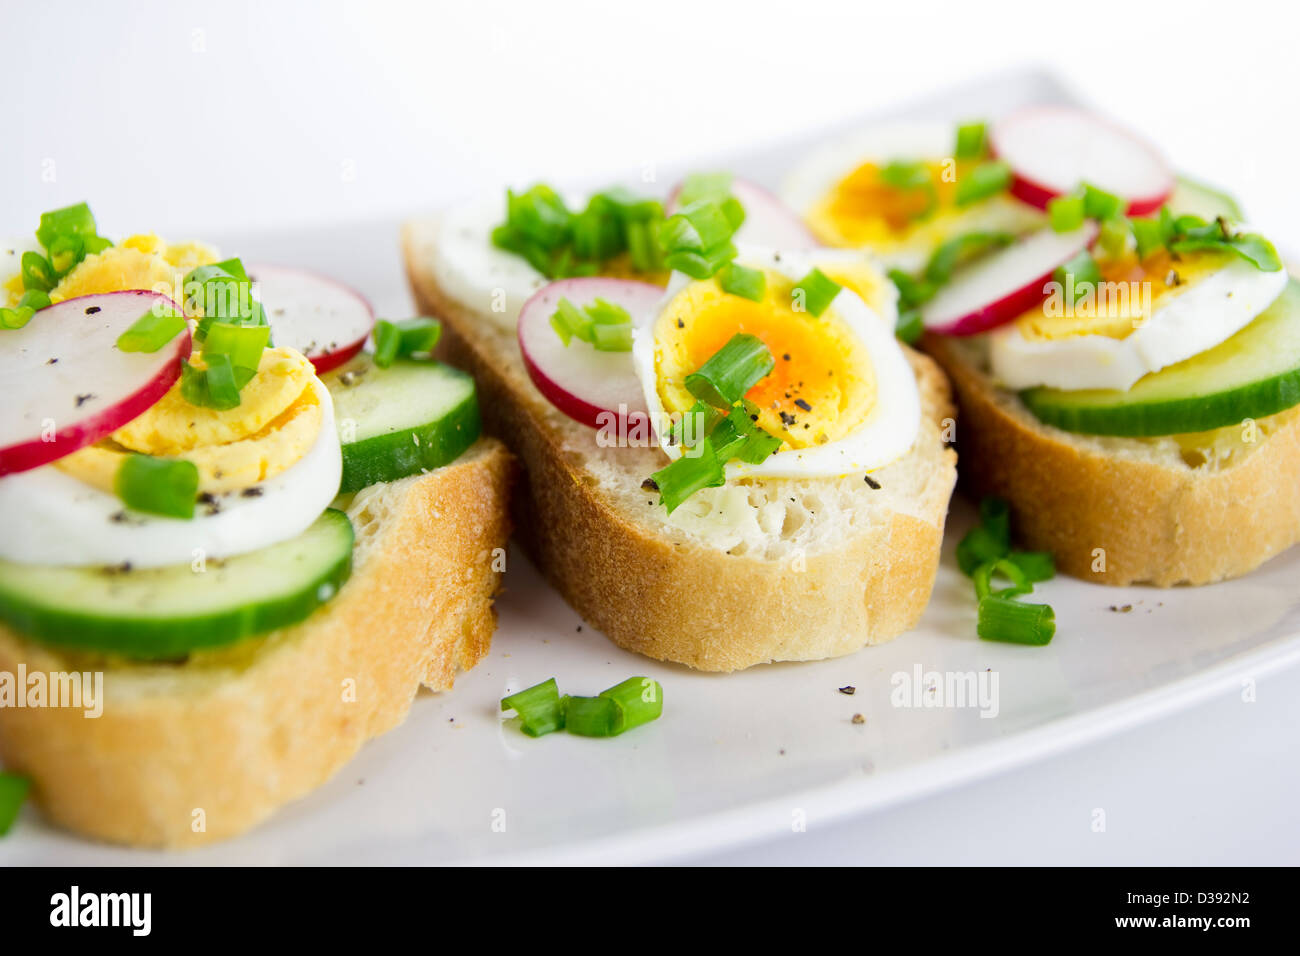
[0,509,353,659]
[1166,175,1244,222]
[324,354,481,494]
[1022,281,1300,436]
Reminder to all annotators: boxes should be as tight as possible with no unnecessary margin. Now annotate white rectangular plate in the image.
[6,69,1300,865]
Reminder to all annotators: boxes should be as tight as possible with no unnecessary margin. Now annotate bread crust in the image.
[923,333,1300,586]
[0,439,513,848]
[403,223,957,671]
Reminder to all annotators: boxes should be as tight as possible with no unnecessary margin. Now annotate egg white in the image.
[632,247,920,480]
[0,379,342,568]
[780,121,1045,273]
[989,253,1289,392]
[430,195,559,332]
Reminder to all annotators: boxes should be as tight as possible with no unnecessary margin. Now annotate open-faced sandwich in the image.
[783,108,1300,586]
[0,204,512,847]
[403,176,957,671]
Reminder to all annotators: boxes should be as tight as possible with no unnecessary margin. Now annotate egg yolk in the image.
[806,159,970,248]
[56,384,323,494]
[45,234,217,305]
[654,273,876,449]
[1017,248,1236,342]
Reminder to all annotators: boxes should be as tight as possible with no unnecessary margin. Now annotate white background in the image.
[4,0,1299,864]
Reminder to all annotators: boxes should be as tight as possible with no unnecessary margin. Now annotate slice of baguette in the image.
[402,220,957,672]
[923,332,1300,586]
[0,438,513,848]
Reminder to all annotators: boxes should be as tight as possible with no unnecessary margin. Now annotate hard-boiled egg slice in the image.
[634,248,919,479]
[989,244,1288,391]
[0,379,341,568]
[782,121,1045,272]
[429,195,554,332]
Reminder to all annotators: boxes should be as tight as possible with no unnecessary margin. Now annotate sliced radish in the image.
[248,264,374,373]
[668,177,819,250]
[921,223,1099,336]
[1,291,191,476]
[990,107,1173,216]
[518,278,662,431]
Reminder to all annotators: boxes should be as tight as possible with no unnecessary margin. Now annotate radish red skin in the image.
[517,278,662,433]
[922,223,1099,336]
[925,276,1059,336]
[247,263,375,374]
[519,344,643,432]
[1006,168,1170,218]
[990,106,1173,216]
[0,291,191,476]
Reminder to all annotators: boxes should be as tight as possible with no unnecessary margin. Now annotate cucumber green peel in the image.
[1022,281,1300,437]
[0,510,353,659]
[325,355,482,494]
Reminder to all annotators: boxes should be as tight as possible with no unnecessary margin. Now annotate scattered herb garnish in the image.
[957,497,1057,646]
[500,676,663,738]
[549,297,632,352]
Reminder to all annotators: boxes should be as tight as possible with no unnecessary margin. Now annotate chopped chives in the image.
[677,171,733,207]
[35,201,97,249]
[1054,250,1102,304]
[790,268,842,318]
[600,677,663,734]
[954,160,1012,206]
[116,305,188,353]
[924,232,1014,285]
[1008,549,1056,583]
[501,678,565,737]
[562,695,619,737]
[20,252,55,293]
[17,289,52,312]
[954,121,987,159]
[669,400,721,450]
[180,360,210,407]
[1098,216,1131,259]
[717,262,766,302]
[202,353,242,410]
[1082,182,1125,221]
[550,298,631,351]
[972,558,1031,601]
[371,319,403,368]
[978,497,1011,550]
[47,233,85,276]
[879,159,932,190]
[651,442,726,513]
[591,321,633,352]
[0,290,51,330]
[684,332,774,408]
[977,595,1056,645]
[956,524,1009,576]
[895,308,924,344]
[83,235,113,256]
[1131,216,1165,260]
[1048,195,1085,232]
[0,306,34,330]
[672,200,735,252]
[115,454,199,520]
